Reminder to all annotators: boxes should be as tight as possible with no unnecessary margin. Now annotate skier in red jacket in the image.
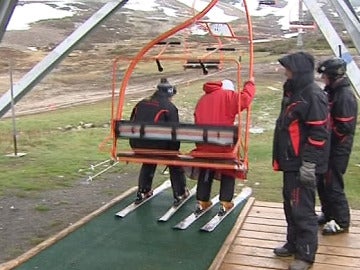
[193,78,255,215]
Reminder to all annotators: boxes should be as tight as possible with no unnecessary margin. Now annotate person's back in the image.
[130,79,179,150]
[195,80,254,126]
[129,78,188,206]
[194,80,255,154]
[193,79,255,216]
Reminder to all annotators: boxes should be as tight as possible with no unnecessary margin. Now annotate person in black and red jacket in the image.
[272,52,330,270]
[129,78,188,206]
[316,58,358,235]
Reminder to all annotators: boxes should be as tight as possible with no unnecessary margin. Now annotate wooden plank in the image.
[244,221,360,234]
[242,223,286,234]
[238,230,360,248]
[315,253,360,267]
[253,201,283,208]
[317,244,360,257]
[229,245,360,267]
[208,197,255,270]
[318,232,360,248]
[221,262,355,270]
[220,262,285,270]
[233,237,283,249]
[233,233,360,257]
[228,246,360,267]
[348,226,360,234]
[231,241,360,257]
[247,210,285,220]
[251,205,284,214]
[224,253,289,269]
[312,264,355,270]
[254,201,360,220]
[245,216,286,227]
[217,200,360,270]
[228,245,282,258]
[237,230,284,241]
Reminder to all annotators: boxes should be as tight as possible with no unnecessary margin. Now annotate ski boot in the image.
[173,187,190,207]
[134,190,153,205]
[218,201,234,216]
[194,200,212,215]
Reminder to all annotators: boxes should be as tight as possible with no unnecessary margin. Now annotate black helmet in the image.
[157,78,177,97]
[317,58,347,78]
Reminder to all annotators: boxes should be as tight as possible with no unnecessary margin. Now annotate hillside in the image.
[0,0,338,117]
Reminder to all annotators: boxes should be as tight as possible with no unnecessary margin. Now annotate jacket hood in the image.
[278,52,315,74]
[203,81,222,94]
[279,52,315,92]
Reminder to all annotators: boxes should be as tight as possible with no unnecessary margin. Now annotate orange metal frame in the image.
[109,0,254,176]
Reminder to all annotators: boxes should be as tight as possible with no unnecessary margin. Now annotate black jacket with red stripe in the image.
[273,53,330,173]
[129,91,180,150]
[325,77,357,157]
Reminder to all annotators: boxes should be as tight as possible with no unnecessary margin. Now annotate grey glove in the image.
[299,161,316,188]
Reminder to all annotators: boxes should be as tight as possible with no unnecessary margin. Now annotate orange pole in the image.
[242,0,254,168]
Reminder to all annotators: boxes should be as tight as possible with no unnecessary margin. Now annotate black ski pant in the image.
[317,155,350,228]
[283,171,318,263]
[196,169,235,202]
[138,163,187,198]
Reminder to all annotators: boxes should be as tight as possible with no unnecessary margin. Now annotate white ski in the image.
[158,185,197,222]
[200,187,252,232]
[115,180,172,218]
[173,195,220,230]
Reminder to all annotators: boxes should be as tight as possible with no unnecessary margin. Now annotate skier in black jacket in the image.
[316,58,358,235]
[272,52,330,270]
[129,78,188,206]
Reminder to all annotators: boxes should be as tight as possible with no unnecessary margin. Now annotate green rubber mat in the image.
[15,186,247,270]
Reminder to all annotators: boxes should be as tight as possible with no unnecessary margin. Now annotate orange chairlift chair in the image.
[109,0,254,180]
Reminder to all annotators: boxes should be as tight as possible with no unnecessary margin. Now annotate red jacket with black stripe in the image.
[325,77,358,158]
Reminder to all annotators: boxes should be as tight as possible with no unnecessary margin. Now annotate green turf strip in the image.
[15,185,247,270]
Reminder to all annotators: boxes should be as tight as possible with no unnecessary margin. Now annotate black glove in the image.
[299,161,316,188]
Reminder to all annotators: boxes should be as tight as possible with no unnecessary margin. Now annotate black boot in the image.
[274,243,295,257]
[134,190,153,205]
[173,187,190,207]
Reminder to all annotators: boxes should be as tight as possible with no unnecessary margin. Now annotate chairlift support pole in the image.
[303,0,360,98]
[0,0,129,118]
[327,0,360,55]
[0,0,17,43]
[296,0,304,48]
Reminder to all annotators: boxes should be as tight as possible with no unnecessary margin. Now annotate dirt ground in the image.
[0,2,282,265]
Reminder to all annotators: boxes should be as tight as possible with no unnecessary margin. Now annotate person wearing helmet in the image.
[273,52,330,270]
[129,78,189,206]
[316,57,358,235]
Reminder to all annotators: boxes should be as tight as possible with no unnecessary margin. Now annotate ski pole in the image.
[88,161,119,181]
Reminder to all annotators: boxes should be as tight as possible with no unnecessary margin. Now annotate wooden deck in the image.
[210,198,360,270]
